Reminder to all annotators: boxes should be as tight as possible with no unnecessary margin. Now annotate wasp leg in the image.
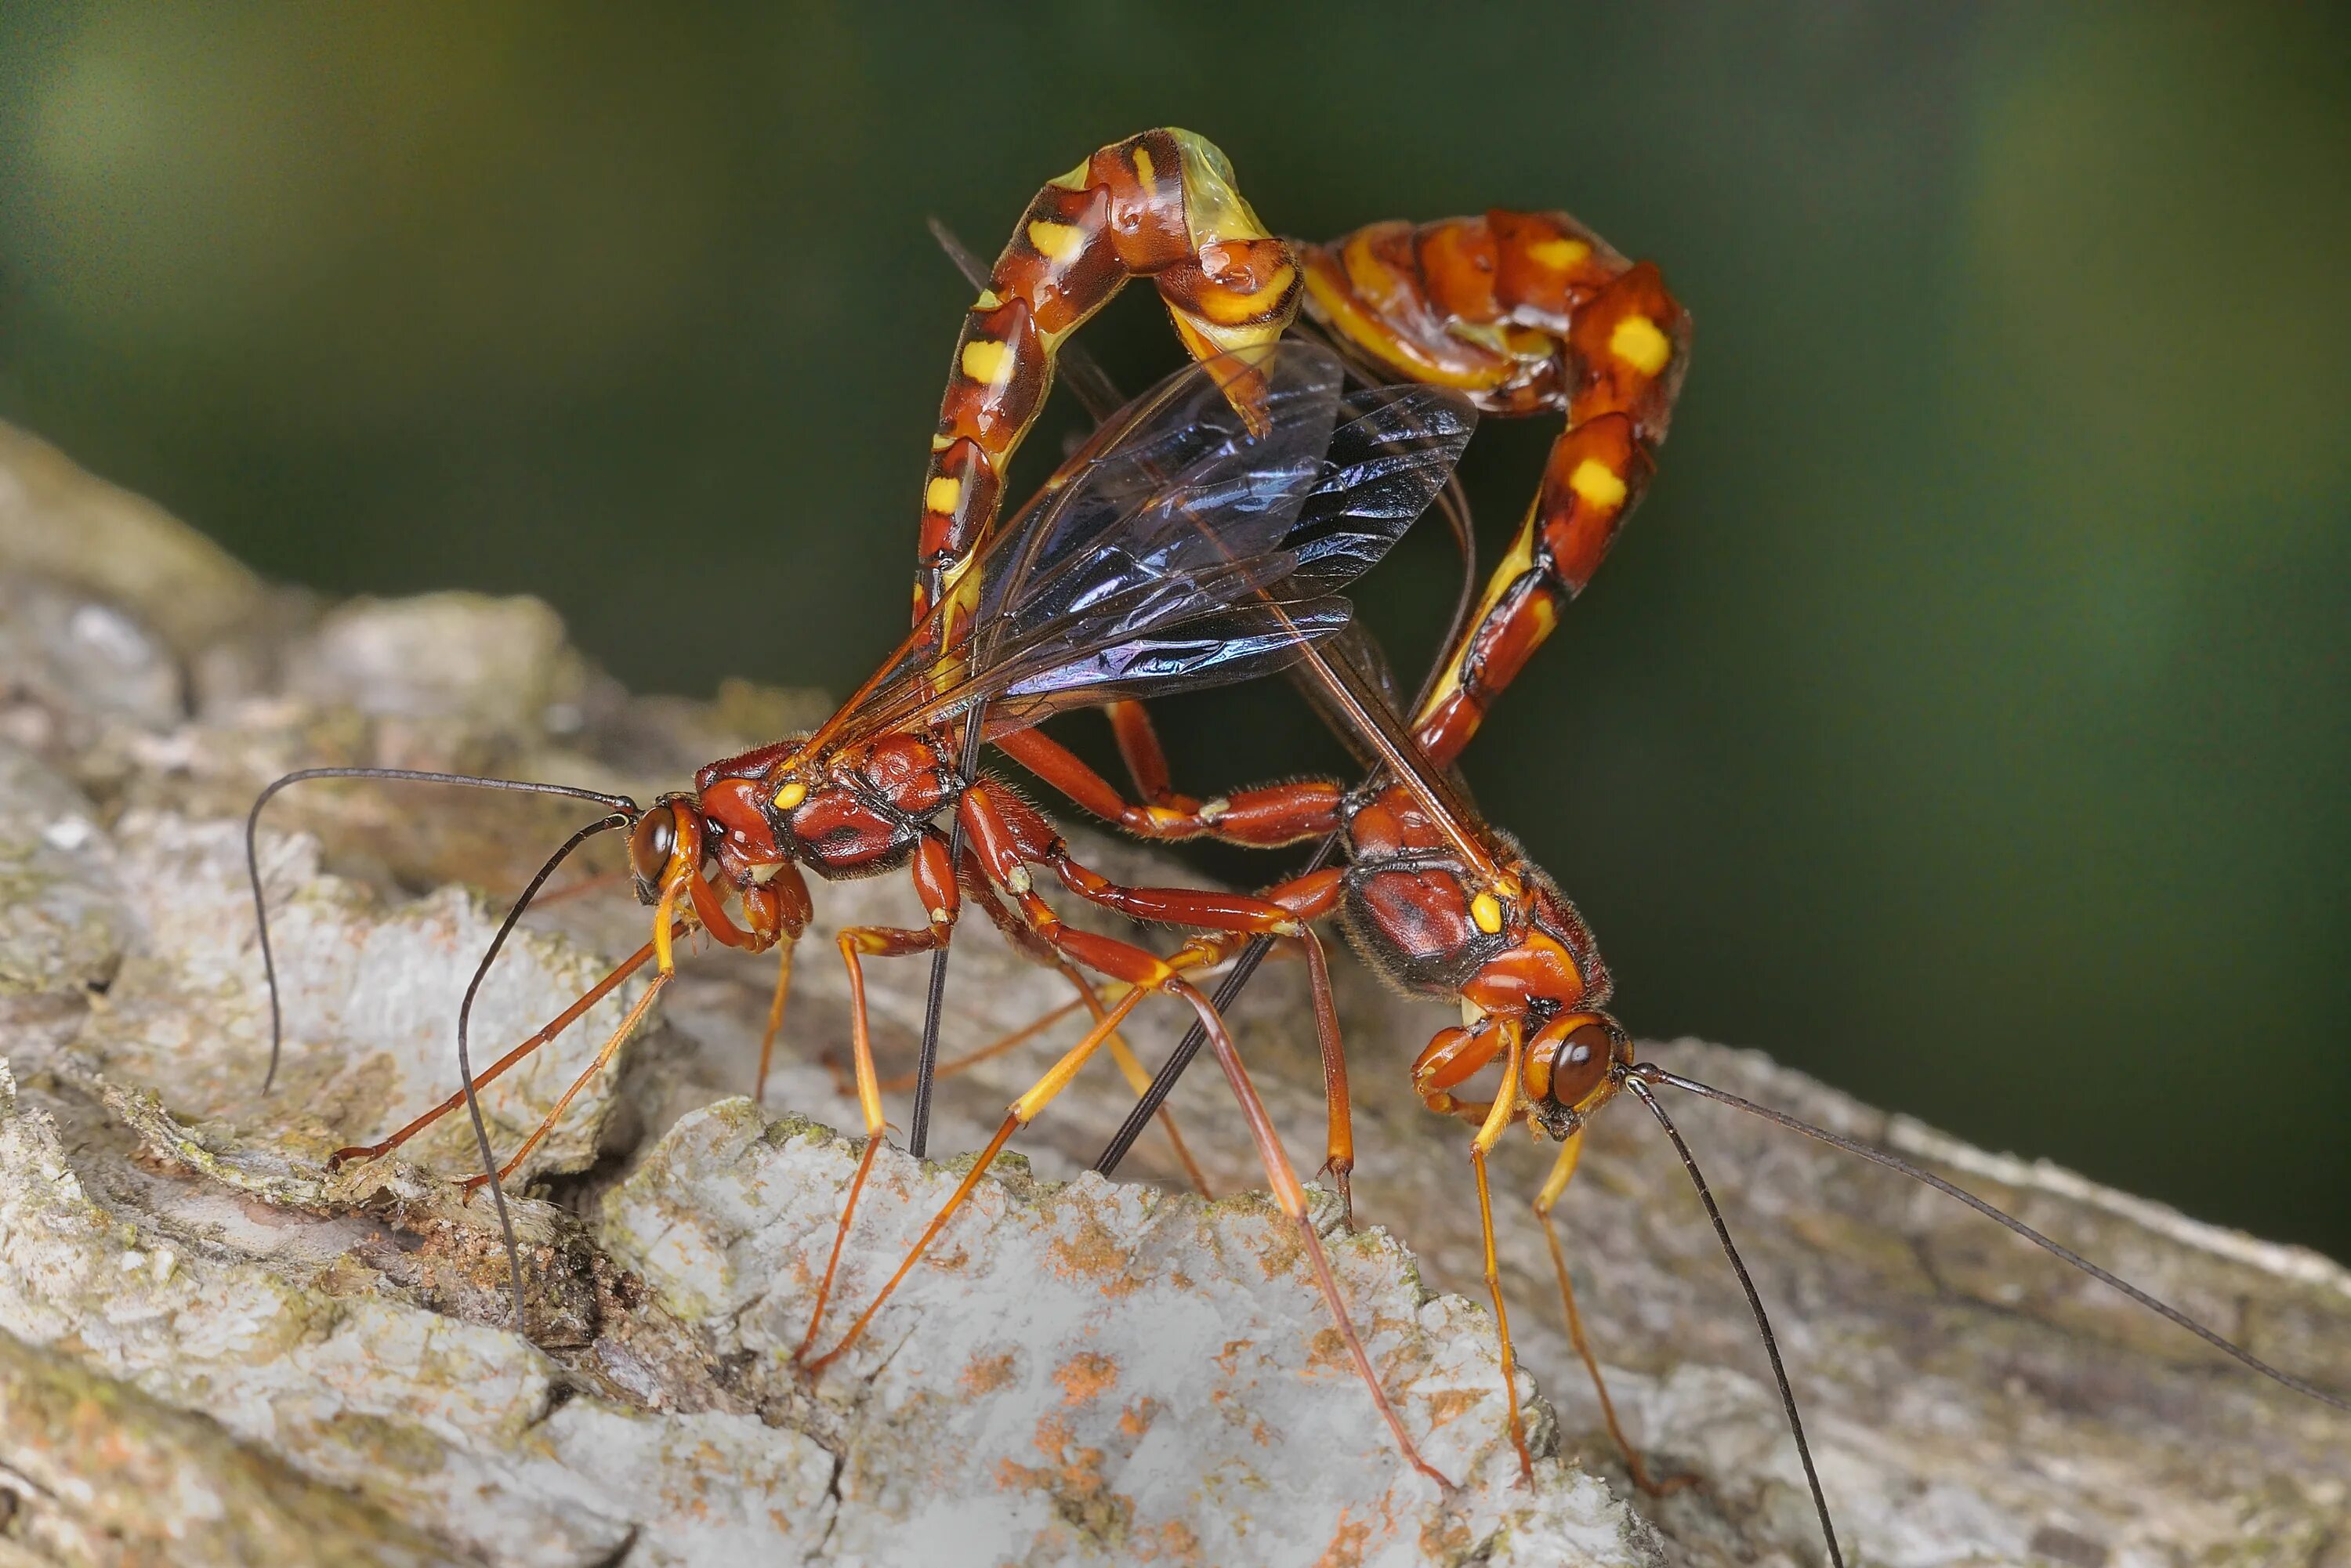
[1534,1128,1701,1497]
[794,832,961,1363]
[460,972,669,1191]
[752,940,794,1106]
[327,937,659,1170]
[1469,1020,1536,1487]
[802,925,1449,1490]
[995,726,1341,849]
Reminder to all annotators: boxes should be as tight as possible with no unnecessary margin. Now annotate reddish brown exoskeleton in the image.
[834,129,1694,1492]
[907,129,1688,834]
[882,138,2345,1565]
[255,340,1479,1485]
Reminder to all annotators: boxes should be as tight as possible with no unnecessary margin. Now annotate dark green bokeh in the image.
[4,5,2345,1256]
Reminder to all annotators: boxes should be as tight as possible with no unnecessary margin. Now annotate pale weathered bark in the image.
[1,424,2345,1566]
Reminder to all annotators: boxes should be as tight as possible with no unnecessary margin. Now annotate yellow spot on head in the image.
[1471,891,1505,935]
[925,474,962,514]
[1568,458,1628,511]
[929,433,954,452]
[1609,313,1672,377]
[1026,219,1086,265]
[973,288,1002,310]
[773,781,808,813]
[960,337,1014,387]
[1526,237,1591,271]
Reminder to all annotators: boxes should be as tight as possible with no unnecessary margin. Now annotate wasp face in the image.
[628,794,708,903]
[1524,1011,1632,1136]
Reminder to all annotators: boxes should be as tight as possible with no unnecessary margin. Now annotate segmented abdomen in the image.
[1299,210,1691,766]
[916,129,1302,640]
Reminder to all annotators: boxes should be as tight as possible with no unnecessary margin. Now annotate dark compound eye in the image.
[629,803,678,885]
[1548,1019,1614,1110]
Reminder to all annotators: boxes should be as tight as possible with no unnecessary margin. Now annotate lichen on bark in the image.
[1,421,2346,1565]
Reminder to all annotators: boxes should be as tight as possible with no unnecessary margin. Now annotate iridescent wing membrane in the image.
[823,342,1475,751]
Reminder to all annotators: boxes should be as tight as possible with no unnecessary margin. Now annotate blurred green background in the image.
[4,5,2346,1258]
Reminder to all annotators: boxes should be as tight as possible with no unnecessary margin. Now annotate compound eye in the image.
[1547,1019,1615,1110]
[629,803,678,886]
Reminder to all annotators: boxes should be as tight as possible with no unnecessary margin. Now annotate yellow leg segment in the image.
[1534,1129,1698,1496]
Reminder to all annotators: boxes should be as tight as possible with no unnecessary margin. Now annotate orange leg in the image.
[461,972,670,1191]
[1533,1130,1699,1496]
[804,936,1449,1488]
[995,726,1340,849]
[453,862,708,1192]
[1296,928,1356,1229]
[878,993,1088,1093]
[1469,1020,1535,1486]
[793,914,951,1360]
[802,982,1151,1375]
[795,833,962,1359]
[752,938,795,1105]
[1063,967,1213,1199]
[328,937,659,1169]
[1103,699,1176,806]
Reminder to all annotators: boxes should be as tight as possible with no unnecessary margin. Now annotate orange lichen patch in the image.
[1053,1350,1121,1407]
[1135,1517,1204,1565]
[1116,1395,1160,1439]
[1306,1325,1353,1374]
[1416,1498,1477,1562]
[1312,1505,1376,1568]
[1252,1225,1307,1282]
[994,1413,1136,1544]
[962,1350,1018,1396]
[1422,1386,1486,1431]
[1048,1211,1143,1296]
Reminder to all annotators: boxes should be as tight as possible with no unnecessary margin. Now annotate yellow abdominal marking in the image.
[960,338,1014,386]
[1610,313,1672,377]
[1526,237,1591,271]
[773,781,808,812]
[1568,458,1628,510]
[925,474,962,514]
[1027,219,1086,264]
[1130,144,1155,190]
[1471,891,1505,935]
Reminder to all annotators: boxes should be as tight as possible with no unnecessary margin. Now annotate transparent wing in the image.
[818,343,1473,749]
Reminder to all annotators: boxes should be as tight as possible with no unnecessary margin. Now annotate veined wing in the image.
[811,342,1473,752]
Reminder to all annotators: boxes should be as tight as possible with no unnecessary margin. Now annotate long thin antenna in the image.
[1627,1076,1843,1568]
[455,811,635,1331]
[1637,1064,2351,1414]
[245,767,637,1094]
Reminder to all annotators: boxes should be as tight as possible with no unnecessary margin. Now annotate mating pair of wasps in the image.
[251,129,2343,1563]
